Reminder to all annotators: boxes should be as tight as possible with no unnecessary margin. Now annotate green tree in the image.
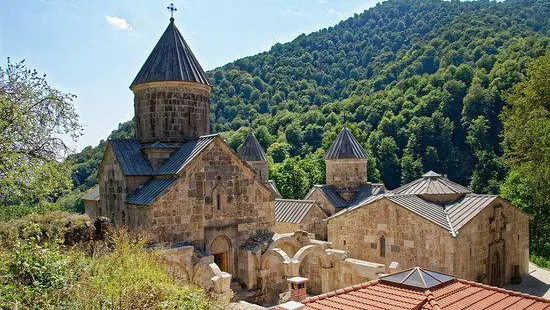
[0,59,81,206]
[271,158,309,199]
[501,54,550,258]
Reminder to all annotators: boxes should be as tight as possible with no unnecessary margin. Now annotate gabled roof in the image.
[309,183,386,209]
[126,178,177,206]
[82,185,100,201]
[380,267,455,290]
[130,19,211,88]
[324,127,369,160]
[275,199,323,224]
[301,268,550,310]
[391,171,472,196]
[109,140,153,176]
[238,131,267,162]
[328,193,502,237]
[154,134,217,175]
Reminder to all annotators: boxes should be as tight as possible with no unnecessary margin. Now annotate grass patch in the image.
[531,253,550,269]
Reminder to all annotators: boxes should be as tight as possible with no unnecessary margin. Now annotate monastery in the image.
[84,13,531,307]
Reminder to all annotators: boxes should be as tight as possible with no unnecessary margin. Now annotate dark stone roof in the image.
[130,19,211,88]
[238,131,267,162]
[324,127,369,160]
[275,199,322,224]
[154,134,217,175]
[110,140,153,176]
[126,178,178,205]
[391,171,472,196]
[380,267,455,290]
[309,183,386,209]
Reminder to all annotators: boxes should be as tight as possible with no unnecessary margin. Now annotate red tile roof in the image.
[302,273,550,310]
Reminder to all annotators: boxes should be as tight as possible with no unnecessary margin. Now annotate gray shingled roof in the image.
[309,183,386,209]
[324,127,369,160]
[130,19,211,88]
[328,193,501,237]
[380,267,455,290]
[387,194,453,233]
[110,140,153,176]
[238,131,267,162]
[275,199,320,224]
[155,134,216,175]
[125,178,178,206]
[82,185,100,201]
[391,171,472,196]
[446,194,498,231]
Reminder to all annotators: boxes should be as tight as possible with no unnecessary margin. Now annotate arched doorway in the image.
[210,235,232,273]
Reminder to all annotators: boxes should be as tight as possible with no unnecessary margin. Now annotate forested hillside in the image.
[71,0,549,195]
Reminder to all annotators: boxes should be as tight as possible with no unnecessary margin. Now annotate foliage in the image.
[500,54,550,259]
[0,217,214,310]
[68,0,549,199]
[530,254,550,269]
[0,59,81,206]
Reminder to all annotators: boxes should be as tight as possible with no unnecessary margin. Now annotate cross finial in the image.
[167,3,177,22]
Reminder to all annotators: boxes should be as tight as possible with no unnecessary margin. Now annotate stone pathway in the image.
[505,262,550,298]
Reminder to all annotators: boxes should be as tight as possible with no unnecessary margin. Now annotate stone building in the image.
[304,127,386,217]
[326,171,530,286]
[273,199,327,240]
[88,17,279,285]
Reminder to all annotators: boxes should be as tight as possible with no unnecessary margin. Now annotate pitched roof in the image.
[238,131,267,162]
[324,127,369,160]
[275,199,322,224]
[309,184,386,209]
[391,171,472,196]
[82,185,100,201]
[154,134,216,175]
[109,140,153,176]
[130,19,211,88]
[302,267,550,310]
[328,193,501,236]
[125,178,177,206]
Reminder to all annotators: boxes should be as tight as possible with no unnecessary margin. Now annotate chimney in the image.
[277,301,304,310]
[287,277,308,303]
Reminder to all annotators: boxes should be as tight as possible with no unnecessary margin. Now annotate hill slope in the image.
[70,0,550,194]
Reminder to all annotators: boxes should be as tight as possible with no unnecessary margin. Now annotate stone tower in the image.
[238,131,268,181]
[324,127,369,189]
[130,17,212,144]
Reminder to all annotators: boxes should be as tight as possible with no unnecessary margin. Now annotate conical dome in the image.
[130,18,211,88]
[239,131,267,162]
[324,127,368,160]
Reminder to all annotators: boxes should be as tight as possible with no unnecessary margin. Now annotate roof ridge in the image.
[456,279,550,302]
[302,279,380,304]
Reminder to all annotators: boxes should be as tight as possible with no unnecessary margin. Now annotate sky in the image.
[0,0,378,152]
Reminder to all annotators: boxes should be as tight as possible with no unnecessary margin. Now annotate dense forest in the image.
[66,0,548,257]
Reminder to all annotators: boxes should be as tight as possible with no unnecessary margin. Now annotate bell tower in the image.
[130,9,211,143]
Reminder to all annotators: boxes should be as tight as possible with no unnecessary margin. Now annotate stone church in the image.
[84,13,531,306]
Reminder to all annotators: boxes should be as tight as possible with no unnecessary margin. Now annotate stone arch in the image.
[260,249,288,304]
[210,235,232,274]
[261,248,291,269]
[267,235,300,253]
[278,242,298,257]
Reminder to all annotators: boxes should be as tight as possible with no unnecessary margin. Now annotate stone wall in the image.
[132,81,211,143]
[247,161,269,182]
[327,198,455,275]
[305,188,334,216]
[325,159,368,189]
[273,207,327,240]
[453,198,530,285]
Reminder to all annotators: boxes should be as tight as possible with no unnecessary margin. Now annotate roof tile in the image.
[324,127,369,160]
[110,140,153,176]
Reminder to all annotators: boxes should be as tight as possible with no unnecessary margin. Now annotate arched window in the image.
[380,236,386,258]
